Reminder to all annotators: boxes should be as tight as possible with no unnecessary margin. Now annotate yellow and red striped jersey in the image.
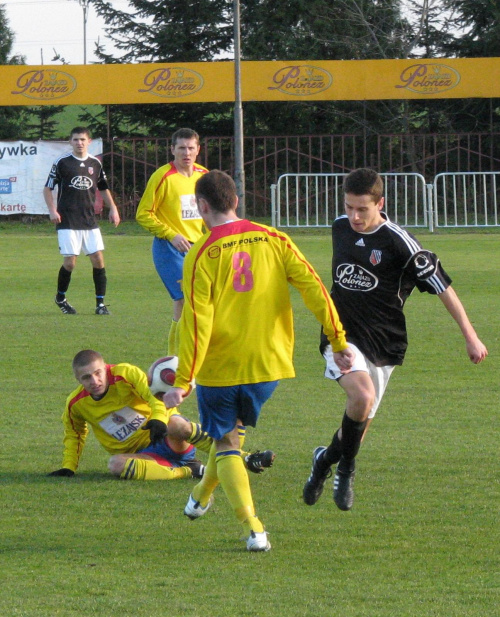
[175,219,347,389]
[60,363,173,471]
[136,162,208,242]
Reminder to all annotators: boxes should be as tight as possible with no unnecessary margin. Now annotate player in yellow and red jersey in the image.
[48,349,275,481]
[136,128,208,355]
[164,170,354,552]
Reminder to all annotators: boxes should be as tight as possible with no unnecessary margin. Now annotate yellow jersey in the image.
[175,220,347,389]
[60,363,173,471]
[136,162,208,242]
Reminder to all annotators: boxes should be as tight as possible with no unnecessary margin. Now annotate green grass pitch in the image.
[0,222,498,616]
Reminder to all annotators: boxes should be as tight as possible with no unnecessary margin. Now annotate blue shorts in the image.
[152,237,190,301]
[138,437,196,467]
[196,381,278,440]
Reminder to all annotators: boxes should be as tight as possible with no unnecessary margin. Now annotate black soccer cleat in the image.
[245,450,275,474]
[95,304,111,315]
[303,446,332,506]
[333,467,355,511]
[185,459,205,479]
[55,297,77,314]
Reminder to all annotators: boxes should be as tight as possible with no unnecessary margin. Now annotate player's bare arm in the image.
[43,186,61,224]
[438,286,488,364]
[101,190,121,227]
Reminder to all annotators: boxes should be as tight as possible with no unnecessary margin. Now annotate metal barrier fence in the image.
[271,173,429,228]
[433,172,500,228]
[104,133,500,221]
[272,172,500,231]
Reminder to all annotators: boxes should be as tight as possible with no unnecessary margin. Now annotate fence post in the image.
[426,184,434,233]
[271,184,277,227]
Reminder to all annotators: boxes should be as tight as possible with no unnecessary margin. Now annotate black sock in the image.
[56,266,72,301]
[93,267,106,305]
[337,412,367,474]
[321,429,342,468]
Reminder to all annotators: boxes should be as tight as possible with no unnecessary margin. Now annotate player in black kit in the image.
[303,168,488,511]
[43,127,120,315]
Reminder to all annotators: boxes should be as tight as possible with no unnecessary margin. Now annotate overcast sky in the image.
[4,0,124,65]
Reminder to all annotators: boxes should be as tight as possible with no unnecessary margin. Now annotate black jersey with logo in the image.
[321,214,452,367]
[45,153,109,230]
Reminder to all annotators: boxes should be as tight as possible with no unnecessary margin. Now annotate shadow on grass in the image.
[0,471,114,484]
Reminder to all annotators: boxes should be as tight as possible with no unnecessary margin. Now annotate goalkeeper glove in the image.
[48,468,75,477]
[142,419,167,444]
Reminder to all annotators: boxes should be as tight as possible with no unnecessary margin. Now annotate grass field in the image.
[1,223,498,617]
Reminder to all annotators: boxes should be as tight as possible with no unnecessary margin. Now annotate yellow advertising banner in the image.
[1,58,500,106]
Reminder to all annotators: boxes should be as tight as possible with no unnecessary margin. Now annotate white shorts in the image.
[323,343,395,419]
[58,229,104,256]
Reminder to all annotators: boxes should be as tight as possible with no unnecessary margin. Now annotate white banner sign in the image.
[0,139,103,215]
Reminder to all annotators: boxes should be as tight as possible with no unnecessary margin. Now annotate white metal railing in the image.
[433,172,500,228]
[271,173,428,229]
[271,172,500,231]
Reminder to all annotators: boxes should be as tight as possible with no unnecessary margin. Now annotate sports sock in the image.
[322,429,342,468]
[216,449,264,536]
[56,266,72,300]
[187,422,213,453]
[337,412,367,473]
[192,443,219,507]
[120,458,191,480]
[168,320,178,356]
[93,267,107,305]
[187,422,250,462]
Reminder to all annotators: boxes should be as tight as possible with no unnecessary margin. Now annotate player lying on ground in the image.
[303,168,488,512]
[48,349,275,480]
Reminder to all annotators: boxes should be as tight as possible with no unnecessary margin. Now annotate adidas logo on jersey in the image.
[355,238,365,247]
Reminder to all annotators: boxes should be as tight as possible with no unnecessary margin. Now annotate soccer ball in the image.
[147,356,179,400]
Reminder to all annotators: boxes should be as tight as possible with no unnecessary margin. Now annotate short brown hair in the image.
[343,168,384,203]
[70,126,91,139]
[195,170,237,213]
[72,349,103,370]
[171,128,200,147]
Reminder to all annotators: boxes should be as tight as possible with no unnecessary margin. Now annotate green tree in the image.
[85,0,235,137]
[0,3,28,139]
[414,0,500,132]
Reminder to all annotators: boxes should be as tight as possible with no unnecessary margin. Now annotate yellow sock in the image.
[168,319,178,356]
[216,449,264,535]
[188,422,213,454]
[188,422,250,462]
[192,443,219,506]
[120,458,191,480]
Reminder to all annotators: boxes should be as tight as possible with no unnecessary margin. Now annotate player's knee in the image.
[167,414,190,440]
[347,388,374,420]
[108,454,128,476]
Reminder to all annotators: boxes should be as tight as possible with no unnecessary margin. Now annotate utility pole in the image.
[233,0,245,217]
[70,0,90,64]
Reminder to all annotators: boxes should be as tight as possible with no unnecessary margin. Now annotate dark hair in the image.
[72,349,103,370]
[171,128,200,147]
[70,126,91,139]
[343,168,384,203]
[195,170,237,213]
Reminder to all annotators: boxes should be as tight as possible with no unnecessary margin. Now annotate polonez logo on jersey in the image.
[335,263,378,291]
[70,176,93,190]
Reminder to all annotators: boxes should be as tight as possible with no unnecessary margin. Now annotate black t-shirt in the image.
[321,214,452,367]
[45,153,109,230]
